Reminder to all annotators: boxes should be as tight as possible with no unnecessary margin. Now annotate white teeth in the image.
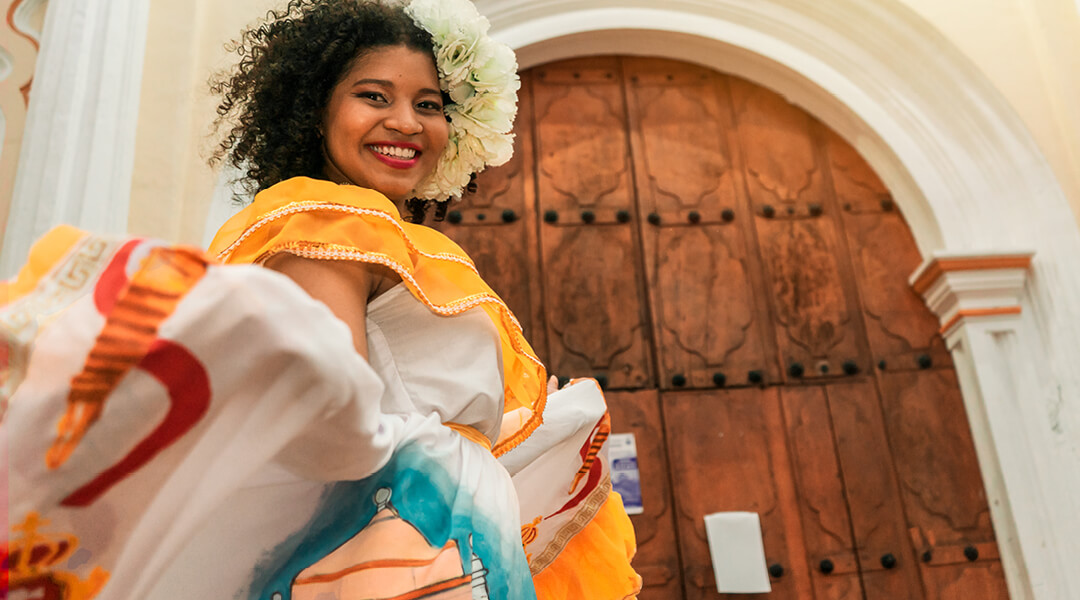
[371,145,417,159]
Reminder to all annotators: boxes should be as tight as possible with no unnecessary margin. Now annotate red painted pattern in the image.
[93,239,140,314]
[60,242,212,506]
[547,415,608,517]
[61,339,211,507]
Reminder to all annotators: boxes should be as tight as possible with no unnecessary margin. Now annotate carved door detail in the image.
[530,58,653,389]
[439,57,1007,599]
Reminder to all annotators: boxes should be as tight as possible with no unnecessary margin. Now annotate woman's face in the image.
[321,45,448,202]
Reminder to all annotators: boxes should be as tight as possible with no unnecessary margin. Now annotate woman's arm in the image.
[264,254,397,359]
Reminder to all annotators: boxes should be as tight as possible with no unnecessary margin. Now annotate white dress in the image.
[2,233,615,600]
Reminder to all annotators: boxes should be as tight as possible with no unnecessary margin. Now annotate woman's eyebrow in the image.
[351,79,441,97]
[352,78,394,87]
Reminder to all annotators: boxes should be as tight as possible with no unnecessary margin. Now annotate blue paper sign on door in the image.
[608,433,643,515]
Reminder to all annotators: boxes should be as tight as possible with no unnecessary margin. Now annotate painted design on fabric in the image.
[1,232,119,412]
[2,512,110,599]
[290,488,491,599]
[249,443,535,600]
[569,413,610,495]
[46,242,213,507]
[527,477,613,576]
[521,411,615,575]
[520,516,542,563]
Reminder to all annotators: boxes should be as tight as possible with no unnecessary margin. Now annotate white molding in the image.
[476,1,1080,598]
[1,0,151,278]
[910,252,1035,338]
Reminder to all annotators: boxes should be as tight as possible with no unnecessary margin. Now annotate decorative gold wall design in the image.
[0,0,46,236]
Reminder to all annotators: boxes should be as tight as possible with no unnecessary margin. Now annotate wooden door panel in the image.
[824,382,925,598]
[622,59,738,219]
[823,130,952,372]
[921,562,1009,600]
[663,389,811,600]
[434,86,547,361]
[533,58,653,388]
[877,369,1007,597]
[624,60,777,389]
[606,389,683,600]
[779,387,862,599]
[728,79,869,381]
[643,225,772,389]
[532,57,635,215]
[538,223,652,387]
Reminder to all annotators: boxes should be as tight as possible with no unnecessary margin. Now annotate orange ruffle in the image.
[1,225,88,306]
[207,177,546,455]
[532,492,642,600]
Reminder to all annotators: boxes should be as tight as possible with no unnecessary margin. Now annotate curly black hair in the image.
[210,0,435,199]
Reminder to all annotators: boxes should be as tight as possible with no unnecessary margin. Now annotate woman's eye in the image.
[417,101,443,111]
[357,92,387,102]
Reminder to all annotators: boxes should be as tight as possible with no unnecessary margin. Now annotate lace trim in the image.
[529,476,613,575]
[215,201,478,274]
[258,242,546,456]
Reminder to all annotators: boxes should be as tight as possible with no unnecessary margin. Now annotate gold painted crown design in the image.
[3,512,110,600]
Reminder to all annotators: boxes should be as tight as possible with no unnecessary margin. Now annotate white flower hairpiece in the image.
[405,0,520,201]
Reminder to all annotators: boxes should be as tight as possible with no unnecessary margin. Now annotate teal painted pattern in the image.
[248,440,536,599]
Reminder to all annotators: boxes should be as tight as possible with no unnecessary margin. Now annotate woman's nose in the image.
[385,106,423,135]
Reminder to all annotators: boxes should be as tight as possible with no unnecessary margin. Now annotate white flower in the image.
[477,131,515,166]
[436,35,487,88]
[470,42,519,93]
[414,134,483,199]
[405,0,488,46]
[407,0,519,200]
[448,81,475,105]
[458,89,517,133]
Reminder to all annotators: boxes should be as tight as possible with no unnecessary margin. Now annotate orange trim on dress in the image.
[1,225,87,306]
[207,178,548,456]
[293,541,461,585]
[531,492,642,600]
[446,422,493,450]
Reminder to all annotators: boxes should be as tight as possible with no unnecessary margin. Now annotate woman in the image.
[1,1,639,598]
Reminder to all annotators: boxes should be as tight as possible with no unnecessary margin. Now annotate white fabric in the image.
[3,234,616,599]
[365,283,505,443]
[5,265,404,598]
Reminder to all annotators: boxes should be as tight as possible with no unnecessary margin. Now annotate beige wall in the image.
[897,0,1080,223]
[129,0,277,244]
[128,0,1080,245]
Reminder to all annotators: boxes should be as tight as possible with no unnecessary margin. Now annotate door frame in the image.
[477,1,1080,598]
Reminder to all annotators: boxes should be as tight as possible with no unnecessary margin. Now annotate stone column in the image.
[911,251,1066,600]
[2,0,150,277]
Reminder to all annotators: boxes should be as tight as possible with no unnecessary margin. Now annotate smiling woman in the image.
[1,1,639,599]
[319,46,449,201]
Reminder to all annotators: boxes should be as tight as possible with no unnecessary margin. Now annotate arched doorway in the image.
[436,57,1008,599]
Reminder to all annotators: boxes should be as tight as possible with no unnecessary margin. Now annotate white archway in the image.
[477,1,1080,598]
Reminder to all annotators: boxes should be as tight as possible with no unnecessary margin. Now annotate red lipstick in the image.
[367,141,421,169]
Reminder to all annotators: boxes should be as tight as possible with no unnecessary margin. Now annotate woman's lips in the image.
[367,144,421,169]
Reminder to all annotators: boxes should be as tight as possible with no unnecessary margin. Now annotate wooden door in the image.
[437,56,1008,600]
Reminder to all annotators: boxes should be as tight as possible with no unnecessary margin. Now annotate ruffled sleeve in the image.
[207,177,547,456]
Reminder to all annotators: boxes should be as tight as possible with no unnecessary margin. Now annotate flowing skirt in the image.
[1,229,639,600]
